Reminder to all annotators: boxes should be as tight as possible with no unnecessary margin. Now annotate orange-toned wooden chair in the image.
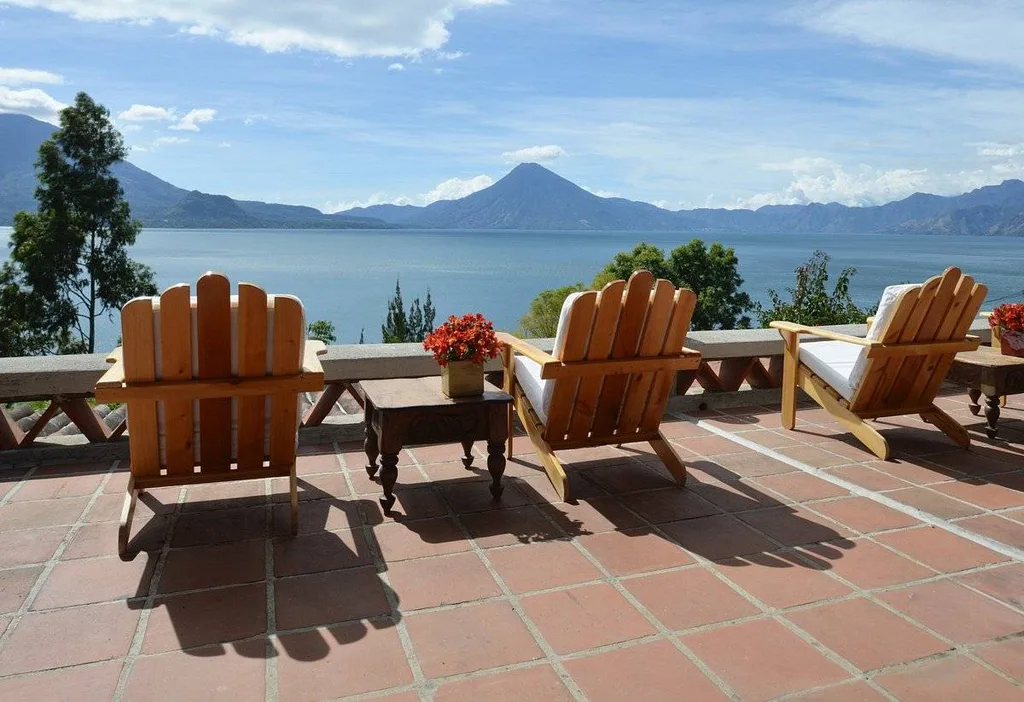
[771,267,986,460]
[497,270,702,501]
[95,272,325,556]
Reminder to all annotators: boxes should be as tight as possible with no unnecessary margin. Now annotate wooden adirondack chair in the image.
[497,270,702,501]
[771,267,986,460]
[94,272,326,556]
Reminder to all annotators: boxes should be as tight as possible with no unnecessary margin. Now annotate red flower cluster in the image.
[991,303,1024,333]
[423,313,503,366]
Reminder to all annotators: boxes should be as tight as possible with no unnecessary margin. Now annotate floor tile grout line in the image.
[524,490,744,700]
[0,458,119,657]
[111,484,187,702]
[677,411,1024,562]
[442,503,590,702]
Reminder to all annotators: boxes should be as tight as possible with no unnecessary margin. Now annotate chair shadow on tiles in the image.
[126,477,400,664]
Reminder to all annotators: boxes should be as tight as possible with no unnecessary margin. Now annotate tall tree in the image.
[0,92,156,355]
[593,240,753,329]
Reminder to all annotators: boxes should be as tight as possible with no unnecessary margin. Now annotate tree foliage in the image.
[756,250,871,327]
[381,279,436,343]
[306,320,337,344]
[594,240,753,330]
[516,282,587,337]
[0,92,156,356]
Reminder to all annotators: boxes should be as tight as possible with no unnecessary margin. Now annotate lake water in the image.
[2,227,1023,350]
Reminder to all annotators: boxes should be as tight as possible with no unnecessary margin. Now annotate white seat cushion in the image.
[849,283,920,392]
[514,356,551,424]
[799,340,863,401]
[512,291,585,426]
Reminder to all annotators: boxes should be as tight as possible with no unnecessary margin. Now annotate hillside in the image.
[350,164,1024,235]
[0,114,392,229]
[5,113,1024,234]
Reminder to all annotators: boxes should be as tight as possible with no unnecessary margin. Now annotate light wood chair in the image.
[771,267,986,460]
[95,272,326,556]
[497,270,702,501]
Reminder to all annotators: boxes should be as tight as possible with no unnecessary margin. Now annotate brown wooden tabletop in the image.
[947,346,1024,439]
[357,376,513,512]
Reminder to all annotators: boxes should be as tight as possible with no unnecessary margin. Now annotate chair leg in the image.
[921,405,970,449]
[515,400,570,501]
[650,432,687,486]
[800,371,891,460]
[780,331,799,430]
[289,466,299,537]
[118,475,139,559]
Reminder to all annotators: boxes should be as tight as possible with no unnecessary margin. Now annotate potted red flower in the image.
[423,313,503,397]
[989,303,1024,357]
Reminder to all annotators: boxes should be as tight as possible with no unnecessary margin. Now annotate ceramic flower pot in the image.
[441,360,484,398]
[997,328,1024,357]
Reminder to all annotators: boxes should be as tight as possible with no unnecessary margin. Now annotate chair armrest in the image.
[769,321,875,347]
[303,340,327,375]
[495,332,557,367]
[95,347,125,392]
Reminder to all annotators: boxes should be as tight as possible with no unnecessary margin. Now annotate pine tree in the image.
[381,279,409,343]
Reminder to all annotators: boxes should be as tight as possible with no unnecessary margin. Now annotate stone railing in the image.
[0,320,992,457]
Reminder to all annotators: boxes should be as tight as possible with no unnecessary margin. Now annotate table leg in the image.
[365,422,380,478]
[461,440,475,469]
[379,453,399,512]
[968,389,982,416]
[984,395,1001,440]
[486,440,506,500]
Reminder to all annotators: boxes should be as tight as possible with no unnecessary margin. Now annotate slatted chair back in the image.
[850,267,986,414]
[543,270,697,446]
[118,271,307,481]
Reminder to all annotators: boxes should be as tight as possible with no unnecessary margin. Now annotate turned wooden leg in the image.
[985,395,1001,439]
[968,389,982,416]
[461,440,475,469]
[118,475,139,559]
[379,453,399,512]
[365,422,380,478]
[486,440,506,499]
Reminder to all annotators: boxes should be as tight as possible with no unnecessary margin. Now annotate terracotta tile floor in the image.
[0,389,1020,700]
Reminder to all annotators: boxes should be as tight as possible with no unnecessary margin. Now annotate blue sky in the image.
[2,0,1023,211]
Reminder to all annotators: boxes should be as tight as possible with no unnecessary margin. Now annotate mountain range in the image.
[3,113,1024,235]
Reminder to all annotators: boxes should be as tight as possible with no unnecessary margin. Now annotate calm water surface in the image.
[3,227,1023,350]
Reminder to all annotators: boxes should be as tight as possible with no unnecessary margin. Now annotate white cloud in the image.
[0,86,66,123]
[388,63,405,71]
[217,141,232,148]
[736,156,1011,209]
[324,173,493,212]
[582,186,620,198]
[170,108,216,131]
[501,144,568,163]
[974,141,1024,158]
[152,136,190,147]
[243,113,268,126]
[436,50,465,60]
[183,25,219,36]
[118,103,174,122]
[794,0,1024,71]
[4,0,503,58]
[421,174,493,203]
[0,67,63,86]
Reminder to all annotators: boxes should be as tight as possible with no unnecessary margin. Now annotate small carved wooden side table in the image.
[947,346,1024,439]
[358,376,513,512]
